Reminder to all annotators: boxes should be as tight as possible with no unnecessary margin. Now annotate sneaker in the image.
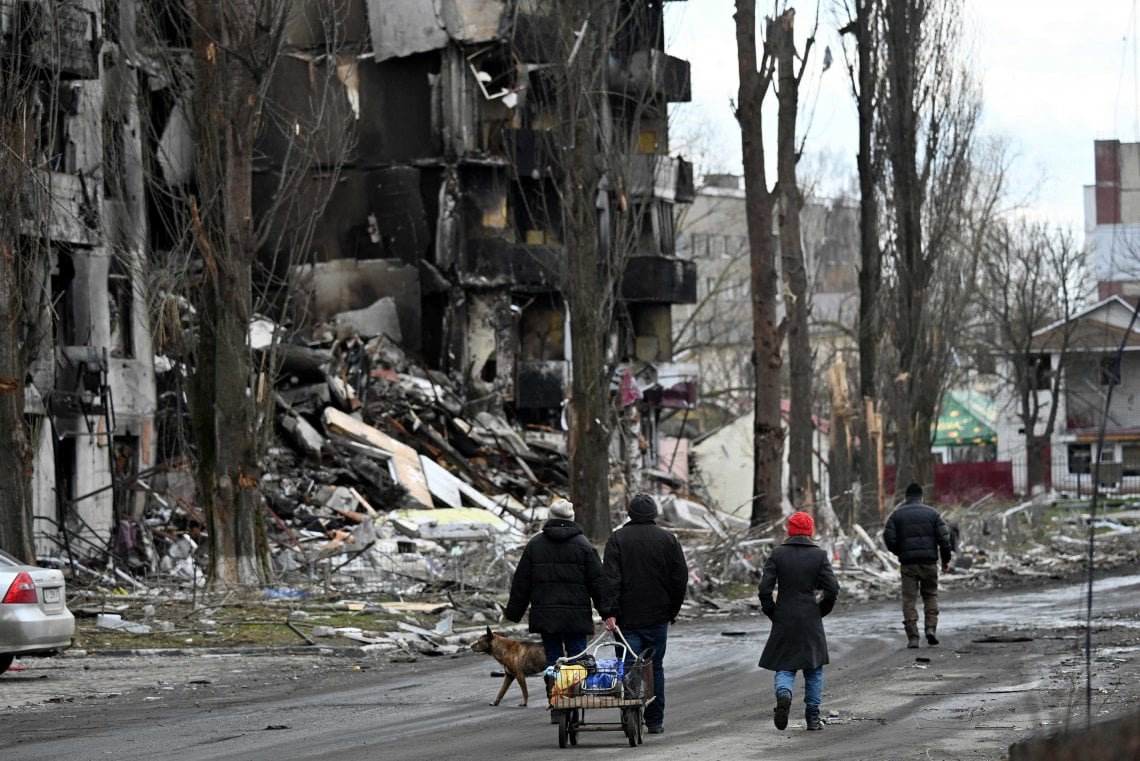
[926,631,939,645]
[773,690,792,730]
[647,726,664,734]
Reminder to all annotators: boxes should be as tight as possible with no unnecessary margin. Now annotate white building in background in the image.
[993,296,1140,496]
[673,175,860,411]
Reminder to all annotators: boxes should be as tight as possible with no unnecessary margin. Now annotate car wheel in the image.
[0,654,13,675]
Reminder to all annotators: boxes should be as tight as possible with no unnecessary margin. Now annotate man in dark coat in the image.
[505,498,603,667]
[758,511,840,731]
[600,493,688,735]
[882,482,953,648]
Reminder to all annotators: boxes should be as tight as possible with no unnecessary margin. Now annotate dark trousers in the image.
[901,563,940,632]
[619,623,669,729]
[541,633,587,667]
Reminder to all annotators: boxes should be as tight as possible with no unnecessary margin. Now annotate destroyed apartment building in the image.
[9,0,699,589]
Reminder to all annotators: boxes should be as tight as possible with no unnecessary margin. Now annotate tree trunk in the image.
[735,1,783,526]
[188,0,271,586]
[851,0,883,521]
[884,0,928,495]
[0,239,33,562]
[558,0,614,543]
[773,11,813,513]
[0,107,35,560]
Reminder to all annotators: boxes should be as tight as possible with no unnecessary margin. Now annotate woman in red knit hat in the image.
[757,511,841,731]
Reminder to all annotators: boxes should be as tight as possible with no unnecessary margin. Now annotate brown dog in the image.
[471,627,547,706]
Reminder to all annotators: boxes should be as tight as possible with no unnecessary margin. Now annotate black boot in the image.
[773,689,791,730]
[805,707,823,731]
[925,613,940,645]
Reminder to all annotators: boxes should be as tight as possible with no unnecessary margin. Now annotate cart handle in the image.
[558,624,638,664]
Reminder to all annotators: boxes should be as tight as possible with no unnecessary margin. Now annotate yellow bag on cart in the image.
[549,664,587,704]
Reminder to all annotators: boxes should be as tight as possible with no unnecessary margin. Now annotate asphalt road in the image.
[2,572,1139,761]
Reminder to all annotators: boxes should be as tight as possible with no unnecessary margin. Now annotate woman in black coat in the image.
[757,511,840,731]
[504,499,603,666]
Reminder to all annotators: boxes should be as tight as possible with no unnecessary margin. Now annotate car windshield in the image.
[0,549,22,567]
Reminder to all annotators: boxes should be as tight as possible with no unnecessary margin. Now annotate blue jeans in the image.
[619,623,669,729]
[541,633,587,667]
[775,666,823,709]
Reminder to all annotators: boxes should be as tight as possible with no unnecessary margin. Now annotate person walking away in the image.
[600,493,688,735]
[882,482,953,648]
[504,499,603,719]
[758,511,840,731]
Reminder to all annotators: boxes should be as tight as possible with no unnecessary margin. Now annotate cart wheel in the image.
[568,709,579,746]
[622,709,638,747]
[635,707,644,745]
[557,711,568,748]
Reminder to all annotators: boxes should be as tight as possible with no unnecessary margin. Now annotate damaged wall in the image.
[293,259,422,353]
[368,0,511,62]
[13,0,158,556]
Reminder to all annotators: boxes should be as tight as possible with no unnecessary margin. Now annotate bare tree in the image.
[838,0,885,521]
[178,0,280,585]
[134,1,352,584]
[877,0,980,497]
[546,1,620,541]
[976,220,1089,493]
[772,8,818,514]
[0,11,62,561]
[734,1,783,525]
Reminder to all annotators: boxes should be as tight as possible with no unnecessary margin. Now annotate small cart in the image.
[547,628,655,748]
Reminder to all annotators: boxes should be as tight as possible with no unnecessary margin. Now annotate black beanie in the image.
[905,482,923,500]
[628,494,658,521]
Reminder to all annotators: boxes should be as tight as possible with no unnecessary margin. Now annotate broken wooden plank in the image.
[322,407,433,506]
[420,456,463,508]
[852,523,898,572]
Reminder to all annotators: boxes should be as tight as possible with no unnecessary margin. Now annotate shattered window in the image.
[108,258,134,359]
[1123,444,1140,477]
[1100,355,1121,386]
[1068,444,1091,475]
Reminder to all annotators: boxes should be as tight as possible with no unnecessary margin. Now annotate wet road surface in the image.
[2,572,1139,760]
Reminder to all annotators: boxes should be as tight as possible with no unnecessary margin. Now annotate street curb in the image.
[61,644,392,658]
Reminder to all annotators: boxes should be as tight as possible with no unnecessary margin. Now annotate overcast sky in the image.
[665,0,1140,229]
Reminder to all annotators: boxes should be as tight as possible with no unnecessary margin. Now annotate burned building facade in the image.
[0,1,158,559]
[263,0,696,426]
[11,0,695,561]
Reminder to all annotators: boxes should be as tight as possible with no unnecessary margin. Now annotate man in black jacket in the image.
[505,499,603,668]
[600,493,688,735]
[883,483,953,648]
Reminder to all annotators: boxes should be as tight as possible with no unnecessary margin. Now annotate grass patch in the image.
[70,594,440,651]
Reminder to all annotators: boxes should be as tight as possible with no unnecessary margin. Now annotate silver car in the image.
[0,548,75,674]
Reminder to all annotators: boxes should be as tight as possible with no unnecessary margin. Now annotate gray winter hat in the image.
[549,499,575,521]
[627,493,658,521]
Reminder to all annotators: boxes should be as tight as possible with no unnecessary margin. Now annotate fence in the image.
[885,461,1014,505]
